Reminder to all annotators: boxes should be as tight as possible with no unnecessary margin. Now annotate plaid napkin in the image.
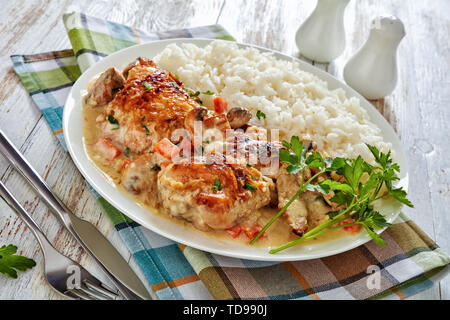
[11,12,449,300]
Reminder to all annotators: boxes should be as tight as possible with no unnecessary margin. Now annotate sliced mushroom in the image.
[226,107,252,129]
[185,106,208,126]
[184,107,209,136]
[85,68,125,106]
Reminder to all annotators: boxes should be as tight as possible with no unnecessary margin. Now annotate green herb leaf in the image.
[256,110,266,120]
[244,182,257,192]
[211,178,222,191]
[124,147,130,158]
[144,82,154,90]
[366,144,396,170]
[171,80,181,90]
[202,90,215,95]
[290,136,303,159]
[189,90,200,97]
[329,191,354,207]
[305,151,324,168]
[318,180,354,195]
[362,225,387,246]
[359,209,392,229]
[106,115,120,130]
[0,245,36,279]
[326,157,346,171]
[141,116,150,135]
[389,187,414,207]
[151,164,161,171]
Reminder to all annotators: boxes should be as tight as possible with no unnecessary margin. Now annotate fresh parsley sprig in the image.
[0,244,36,278]
[250,137,413,253]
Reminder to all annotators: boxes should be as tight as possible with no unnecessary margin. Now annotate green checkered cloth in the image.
[11,12,449,300]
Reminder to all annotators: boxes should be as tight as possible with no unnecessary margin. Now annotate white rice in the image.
[154,40,391,161]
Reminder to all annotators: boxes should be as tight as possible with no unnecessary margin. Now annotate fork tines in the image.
[65,279,120,300]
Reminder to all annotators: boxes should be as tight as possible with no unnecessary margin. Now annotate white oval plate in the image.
[63,39,408,261]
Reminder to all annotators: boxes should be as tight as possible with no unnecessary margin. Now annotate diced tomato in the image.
[213,96,228,114]
[225,225,242,238]
[154,138,180,160]
[337,218,361,234]
[94,138,121,161]
[242,225,265,240]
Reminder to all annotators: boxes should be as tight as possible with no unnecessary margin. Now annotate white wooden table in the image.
[0,0,448,300]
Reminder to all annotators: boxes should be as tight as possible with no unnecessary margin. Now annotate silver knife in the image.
[0,129,151,300]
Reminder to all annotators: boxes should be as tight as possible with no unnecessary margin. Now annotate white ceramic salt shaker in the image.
[343,15,406,100]
[295,0,350,63]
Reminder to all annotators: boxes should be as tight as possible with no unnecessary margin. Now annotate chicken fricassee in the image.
[83,58,353,247]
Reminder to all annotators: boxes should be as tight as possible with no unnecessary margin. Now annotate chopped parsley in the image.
[187,90,203,104]
[203,138,210,144]
[144,82,154,90]
[244,182,257,192]
[202,90,215,95]
[188,90,200,97]
[211,178,222,192]
[151,164,161,171]
[124,147,130,158]
[171,80,181,90]
[256,110,266,120]
[106,114,120,130]
[141,116,150,135]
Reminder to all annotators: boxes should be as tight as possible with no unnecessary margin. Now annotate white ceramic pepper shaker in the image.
[343,15,406,100]
[295,0,350,63]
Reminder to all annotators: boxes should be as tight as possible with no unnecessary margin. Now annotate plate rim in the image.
[63,38,409,261]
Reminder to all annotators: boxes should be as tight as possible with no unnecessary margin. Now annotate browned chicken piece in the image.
[157,154,274,231]
[97,58,200,154]
[85,68,125,106]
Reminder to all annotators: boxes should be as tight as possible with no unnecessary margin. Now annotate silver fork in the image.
[0,180,120,300]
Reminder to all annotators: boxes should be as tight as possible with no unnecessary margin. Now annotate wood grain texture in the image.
[0,0,448,299]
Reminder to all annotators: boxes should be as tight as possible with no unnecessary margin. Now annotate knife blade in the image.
[0,129,151,300]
